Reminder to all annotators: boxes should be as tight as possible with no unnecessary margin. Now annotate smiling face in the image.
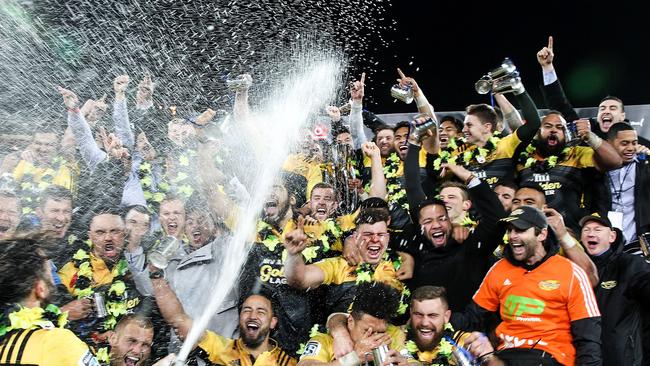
[611,129,638,164]
[185,209,217,249]
[597,99,625,132]
[375,129,395,157]
[506,226,546,265]
[89,214,126,264]
[309,187,337,221]
[580,221,616,256]
[394,126,410,160]
[37,198,72,239]
[439,121,460,149]
[356,221,390,265]
[159,199,185,239]
[264,181,293,225]
[109,322,153,366]
[418,204,452,248]
[439,186,470,223]
[239,295,277,349]
[336,132,354,149]
[409,298,450,351]
[462,115,490,145]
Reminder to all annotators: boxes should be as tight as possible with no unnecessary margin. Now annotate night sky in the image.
[362,2,650,114]
[1,0,649,130]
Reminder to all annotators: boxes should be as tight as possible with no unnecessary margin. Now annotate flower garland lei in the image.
[17,156,67,214]
[257,219,344,263]
[138,149,197,213]
[384,153,409,212]
[433,135,500,171]
[404,322,456,365]
[70,241,130,331]
[517,139,571,173]
[354,250,410,315]
[0,303,68,338]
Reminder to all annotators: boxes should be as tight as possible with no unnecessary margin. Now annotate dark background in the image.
[362,2,650,114]
[1,0,649,130]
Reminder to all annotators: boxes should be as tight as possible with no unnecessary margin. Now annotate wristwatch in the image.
[149,268,164,279]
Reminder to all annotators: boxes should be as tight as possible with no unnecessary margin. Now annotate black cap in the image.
[579,213,612,228]
[499,206,548,230]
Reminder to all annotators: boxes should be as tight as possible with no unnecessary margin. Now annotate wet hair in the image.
[411,285,449,310]
[114,314,154,333]
[439,115,464,133]
[311,182,336,197]
[600,95,625,111]
[0,237,48,304]
[440,181,469,201]
[466,104,498,132]
[350,281,399,321]
[333,124,351,138]
[354,207,390,226]
[280,171,308,208]
[359,197,389,211]
[39,185,73,208]
[417,198,448,215]
[607,121,636,141]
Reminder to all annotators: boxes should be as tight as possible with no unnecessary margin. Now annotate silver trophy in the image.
[371,345,395,366]
[564,120,583,146]
[390,84,414,104]
[322,143,360,215]
[147,235,181,269]
[475,58,524,95]
[226,74,252,92]
[92,292,108,318]
[412,116,438,141]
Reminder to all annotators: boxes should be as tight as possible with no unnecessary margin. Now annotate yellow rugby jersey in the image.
[299,325,409,363]
[282,214,356,254]
[0,328,98,365]
[198,331,296,366]
[58,253,121,291]
[13,159,76,191]
[282,153,322,200]
[448,133,521,188]
[313,257,404,291]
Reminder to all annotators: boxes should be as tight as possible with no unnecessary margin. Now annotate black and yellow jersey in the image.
[299,325,412,363]
[0,327,98,365]
[197,331,296,366]
[517,145,596,230]
[460,133,521,188]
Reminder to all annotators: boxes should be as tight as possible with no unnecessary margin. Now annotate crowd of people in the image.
[0,36,649,366]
